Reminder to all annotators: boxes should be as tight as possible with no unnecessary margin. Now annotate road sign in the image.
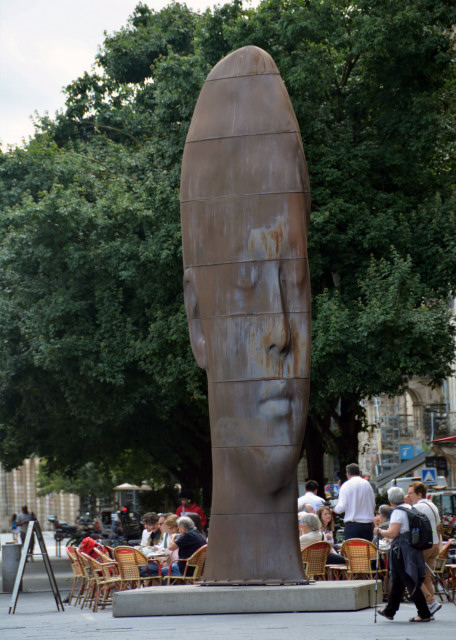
[421,468,436,484]
[400,445,415,460]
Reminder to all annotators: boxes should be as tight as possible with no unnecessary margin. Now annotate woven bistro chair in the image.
[113,545,161,590]
[66,546,86,605]
[432,539,454,601]
[165,544,207,585]
[301,541,330,581]
[74,549,97,609]
[84,553,120,611]
[341,538,387,580]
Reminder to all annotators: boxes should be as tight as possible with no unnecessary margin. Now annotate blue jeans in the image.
[139,561,160,577]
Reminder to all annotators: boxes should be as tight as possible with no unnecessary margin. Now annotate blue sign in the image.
[399,445,415,460]
[325,484,339,497]
[421,468,436,484]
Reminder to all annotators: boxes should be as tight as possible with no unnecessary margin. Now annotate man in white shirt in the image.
[407,481,442,616]
[297,480,326,512]
[333,462,375,540]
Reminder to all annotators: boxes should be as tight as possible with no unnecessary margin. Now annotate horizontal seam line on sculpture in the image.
[208,377,309,383]
[186,258,309,268]
[211,445,299,449]
[194,312,310,319]
[205,72,279,82]
[185,130,300,144]
[181,189,310,204]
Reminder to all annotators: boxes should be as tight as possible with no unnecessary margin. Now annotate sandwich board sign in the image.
[8,519,64,614]
[421,468,436,485]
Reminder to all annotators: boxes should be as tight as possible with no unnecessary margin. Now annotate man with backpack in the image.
[374,486,432,623]
[407,481,442,616]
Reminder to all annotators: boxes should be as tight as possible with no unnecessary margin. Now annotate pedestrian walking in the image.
[375,486,432,623]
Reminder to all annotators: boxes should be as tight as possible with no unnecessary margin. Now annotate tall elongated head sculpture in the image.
[181,46,311,583]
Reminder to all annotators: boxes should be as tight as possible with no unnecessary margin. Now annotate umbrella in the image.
[113,483,142,491]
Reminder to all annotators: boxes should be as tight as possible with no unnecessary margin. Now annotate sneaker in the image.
[428,602,442,615]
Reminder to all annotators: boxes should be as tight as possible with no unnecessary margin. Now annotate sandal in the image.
[377,609,394,620]
[409,616,432,622]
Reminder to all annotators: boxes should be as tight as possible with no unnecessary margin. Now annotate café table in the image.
[325,564,348,580]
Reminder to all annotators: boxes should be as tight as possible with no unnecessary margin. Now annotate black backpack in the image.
[396,506,433,550]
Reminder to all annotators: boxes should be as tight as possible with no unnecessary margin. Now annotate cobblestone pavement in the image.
[1,533,454,640]
[1,594,454,640]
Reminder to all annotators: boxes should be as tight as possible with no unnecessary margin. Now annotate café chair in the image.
[166,544,207,585]
[82,552,120,611]
[66,546,86,605]
[341,538,387,580]
[301,541,330,581]
[432,538,454,601]
[114,545,161,590]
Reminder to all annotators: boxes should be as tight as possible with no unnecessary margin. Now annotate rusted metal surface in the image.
[181,45,311,584]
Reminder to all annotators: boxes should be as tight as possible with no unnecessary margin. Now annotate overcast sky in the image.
[0,0,258,150]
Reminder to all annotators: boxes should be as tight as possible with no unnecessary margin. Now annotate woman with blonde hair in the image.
[316,505,346,565]
[316,506,334,544]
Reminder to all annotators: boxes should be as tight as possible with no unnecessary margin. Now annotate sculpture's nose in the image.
[266,269,291,356]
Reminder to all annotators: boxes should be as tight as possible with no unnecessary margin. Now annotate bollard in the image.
[2,543,22,592]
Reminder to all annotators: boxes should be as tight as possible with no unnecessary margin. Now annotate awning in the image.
[431,435,456,444]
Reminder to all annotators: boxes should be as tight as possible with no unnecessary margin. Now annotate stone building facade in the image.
[0,458,79,533]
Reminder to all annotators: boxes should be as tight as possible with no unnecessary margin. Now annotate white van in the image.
[387,475,446,492]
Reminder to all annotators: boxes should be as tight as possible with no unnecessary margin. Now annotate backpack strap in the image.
[420,499,440,525]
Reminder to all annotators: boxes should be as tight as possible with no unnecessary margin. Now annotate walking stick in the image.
[374,534,380,623]
[425,561,456,607]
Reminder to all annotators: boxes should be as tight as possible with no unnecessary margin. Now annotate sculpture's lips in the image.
[259,381,292,417]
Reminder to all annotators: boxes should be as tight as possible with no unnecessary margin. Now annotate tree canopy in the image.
[1,0,455,498]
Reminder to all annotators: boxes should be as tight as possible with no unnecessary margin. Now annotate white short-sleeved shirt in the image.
[415,499,440,544]
[390,505,411,533]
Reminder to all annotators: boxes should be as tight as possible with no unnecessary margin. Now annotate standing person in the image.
[333,463,375,541]
[298,480,326,512]
[10,513,18,542]
[16,505,32,546]
[176,489,207,530]
[375,487,432,623]
[407,481,442,616]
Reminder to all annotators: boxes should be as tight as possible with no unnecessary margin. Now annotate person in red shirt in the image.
[175,489,207,530]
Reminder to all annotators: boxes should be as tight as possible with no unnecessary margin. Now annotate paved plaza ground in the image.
[0,532,454,640]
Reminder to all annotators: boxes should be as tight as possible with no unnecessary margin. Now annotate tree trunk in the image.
[304,416,327,499]
[333,395,364,481]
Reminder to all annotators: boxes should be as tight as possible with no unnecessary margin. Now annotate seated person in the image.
[185,512,207,537]
[299,513,324,549]
[166,516,207,578]
[140,514,180,578]
[156,512,173,549]
[316,506,335,544]
[140,512,161,547]
[176,489,207,530]
[316,506,345,565]
[373,504,393,545]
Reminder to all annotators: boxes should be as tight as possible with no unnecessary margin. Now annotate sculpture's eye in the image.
[235,263,259,290]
